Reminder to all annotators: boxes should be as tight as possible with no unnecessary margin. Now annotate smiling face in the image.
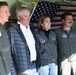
[17,9,30,28]
[62,15,73,28]
[41,17,51,31]
[0,5,10,25]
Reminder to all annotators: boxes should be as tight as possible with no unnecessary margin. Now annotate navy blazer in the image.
[8,22,41,75]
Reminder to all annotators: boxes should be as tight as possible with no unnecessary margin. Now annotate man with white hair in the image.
[8,6,41,75]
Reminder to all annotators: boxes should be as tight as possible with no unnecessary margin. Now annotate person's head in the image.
[61,12,73,28]
[0,2,10,25]
[37,14,51,31]
[15,6,30,28]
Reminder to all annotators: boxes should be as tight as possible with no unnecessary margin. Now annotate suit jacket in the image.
[0,24,11,75]
[8,22,41,75]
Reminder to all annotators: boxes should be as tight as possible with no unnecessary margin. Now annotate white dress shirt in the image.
[18,21,36,62]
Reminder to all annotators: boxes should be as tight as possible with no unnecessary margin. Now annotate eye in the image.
[23,15,27,17]
[5,10,9,13]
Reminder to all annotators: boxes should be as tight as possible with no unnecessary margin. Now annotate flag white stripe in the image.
[60,6,76,10]
[52,22,62,25]
[51,26,61,29]
[56,12,76,15]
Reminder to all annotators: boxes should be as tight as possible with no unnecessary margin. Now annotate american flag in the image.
[30,1,76,29]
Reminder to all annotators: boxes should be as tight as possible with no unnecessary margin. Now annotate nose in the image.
[27,16,30,20]
[49,22,51,26]
[70,19,73,23]
[8,12,10,16]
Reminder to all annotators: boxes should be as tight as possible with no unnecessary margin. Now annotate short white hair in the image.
[15,6,30,16]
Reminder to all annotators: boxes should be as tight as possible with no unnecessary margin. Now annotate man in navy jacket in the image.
[8,6,41,75]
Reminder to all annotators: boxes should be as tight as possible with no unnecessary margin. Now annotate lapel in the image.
[12,23,29,48]
[17,24,38,52]
[12,23,38,53]
[19,25,29,48]
[11,23,37,47]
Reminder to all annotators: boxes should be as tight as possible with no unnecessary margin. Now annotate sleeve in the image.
[7,28,17,75]
[11,56,17,75]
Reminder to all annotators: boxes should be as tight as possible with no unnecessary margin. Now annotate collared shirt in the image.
[17,21,36,62]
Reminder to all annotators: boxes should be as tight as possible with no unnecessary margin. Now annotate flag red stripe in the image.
[52,20,61,22]
[61,5,76,7]
[54,14,76,17]
[52,19,75,22]
[51,24,62,26]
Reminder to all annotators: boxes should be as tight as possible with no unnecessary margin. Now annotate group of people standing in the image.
[0,1,76,75]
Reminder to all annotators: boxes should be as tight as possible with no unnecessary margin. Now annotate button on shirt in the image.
[18,21,36,62]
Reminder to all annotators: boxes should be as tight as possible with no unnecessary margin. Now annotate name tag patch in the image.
[70,34,76,37]
[50,37,56,41]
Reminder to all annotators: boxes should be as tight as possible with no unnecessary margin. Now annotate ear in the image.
[39,22,43,26]
[16,15,20,20]
[40,22,43,27]
[62,19,64,23]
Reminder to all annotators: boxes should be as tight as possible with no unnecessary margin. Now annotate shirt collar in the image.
[17,21,30,29]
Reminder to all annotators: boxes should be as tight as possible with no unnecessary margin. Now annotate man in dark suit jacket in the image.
[8,6,41,75]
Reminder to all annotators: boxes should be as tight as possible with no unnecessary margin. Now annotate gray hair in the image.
[15,6,30,16]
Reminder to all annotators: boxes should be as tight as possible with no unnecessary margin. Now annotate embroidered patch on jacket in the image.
[50,37,56,41]
[70,34,76,37]
[39,38,45,43]
[0,31,2,37]
[62,33,67,38]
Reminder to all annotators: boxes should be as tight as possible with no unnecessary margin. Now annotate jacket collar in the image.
[60,26,73,32]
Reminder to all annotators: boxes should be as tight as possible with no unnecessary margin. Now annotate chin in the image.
[68,25,72,27]
[5,20,9,22]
